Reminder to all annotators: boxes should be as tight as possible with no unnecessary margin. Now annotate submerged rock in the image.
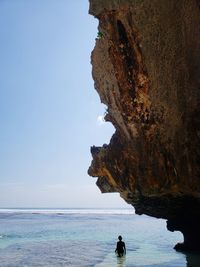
[88,0,200,251]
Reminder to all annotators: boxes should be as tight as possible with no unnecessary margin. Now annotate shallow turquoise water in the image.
[0,209,199,266]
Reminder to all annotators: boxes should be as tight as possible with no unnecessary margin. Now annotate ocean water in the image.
[0,209,199,267]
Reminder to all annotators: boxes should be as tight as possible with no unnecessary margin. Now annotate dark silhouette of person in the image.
[115,235,126,257]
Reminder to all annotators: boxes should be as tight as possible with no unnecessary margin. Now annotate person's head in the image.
[118,235,122,241]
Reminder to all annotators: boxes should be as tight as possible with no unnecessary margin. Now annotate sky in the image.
[0,0,130,208]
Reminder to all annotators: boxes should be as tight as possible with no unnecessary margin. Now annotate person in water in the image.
[115,235,126,257]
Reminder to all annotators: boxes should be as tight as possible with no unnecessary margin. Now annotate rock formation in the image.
[88,0,200,251]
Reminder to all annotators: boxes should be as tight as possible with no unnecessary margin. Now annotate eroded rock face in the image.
[88,0,200,251]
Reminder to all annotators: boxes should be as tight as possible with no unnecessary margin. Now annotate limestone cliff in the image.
[88,0,200,251]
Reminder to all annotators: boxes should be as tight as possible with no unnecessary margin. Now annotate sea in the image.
[0,208,199,267]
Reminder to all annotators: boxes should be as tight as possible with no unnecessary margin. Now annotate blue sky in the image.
[0,0,129,208]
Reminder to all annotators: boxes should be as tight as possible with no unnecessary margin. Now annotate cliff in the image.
[88,0,200,251]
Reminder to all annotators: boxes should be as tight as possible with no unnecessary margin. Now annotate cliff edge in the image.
[88,0,200,251]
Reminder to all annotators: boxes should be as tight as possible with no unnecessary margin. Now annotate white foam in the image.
[0,208,135,215]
